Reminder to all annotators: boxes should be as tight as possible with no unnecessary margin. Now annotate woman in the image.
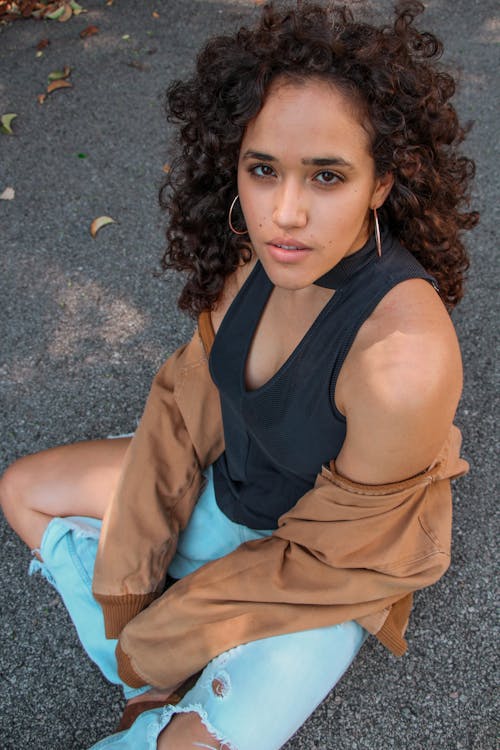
[0,2,478,749]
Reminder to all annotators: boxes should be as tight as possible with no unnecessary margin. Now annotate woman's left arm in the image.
[334,278,463,485]
[114,281,469,691]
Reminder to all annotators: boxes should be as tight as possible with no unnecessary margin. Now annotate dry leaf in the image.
[21,0,38,17]
[90,216,116,238]
[46,5,66,19]
[152,11,159,18]
[0,187,15,201]
[127,61,150,72]
[36,38,50,51]
[162,163,171,173]
[1,113,17,135]
[70,0,85,13]
[48,66,71,81]
[79,24,99,38]
[47,79,73,94]
[58,4,73,22]
[37,93,47,104]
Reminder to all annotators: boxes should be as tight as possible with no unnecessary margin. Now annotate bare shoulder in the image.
[210,255,257,334]
[335,278,463,484]
[342,277,462,408]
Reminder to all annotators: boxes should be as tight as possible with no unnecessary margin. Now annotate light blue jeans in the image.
[30,469,366,750]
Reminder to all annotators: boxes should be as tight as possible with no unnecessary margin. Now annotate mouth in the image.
[272,243,308,251]
[268,237,311,251]
[266,238,312,263]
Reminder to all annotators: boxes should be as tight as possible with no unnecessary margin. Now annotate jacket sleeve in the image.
[92,328,224,638]
[116,426,468,689]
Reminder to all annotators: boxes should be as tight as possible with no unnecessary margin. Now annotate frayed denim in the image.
[31,468,366,750]
[30,516,148,701]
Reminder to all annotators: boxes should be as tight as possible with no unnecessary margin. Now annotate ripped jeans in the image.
[30,468,366,750]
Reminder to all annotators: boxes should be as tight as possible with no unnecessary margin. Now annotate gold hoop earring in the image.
[228,195,247,236]
[373,207,382,258]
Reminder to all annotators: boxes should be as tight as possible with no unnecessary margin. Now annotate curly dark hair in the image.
[160,0,478,316]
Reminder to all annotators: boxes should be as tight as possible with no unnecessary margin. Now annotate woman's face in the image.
[237,78,393,290]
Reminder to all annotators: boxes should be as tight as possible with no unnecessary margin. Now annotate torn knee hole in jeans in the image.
[210,671,231,699]
[157,704,237,750]
[201,645,243,700]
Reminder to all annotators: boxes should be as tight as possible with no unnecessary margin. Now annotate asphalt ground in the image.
[0,1,498,748]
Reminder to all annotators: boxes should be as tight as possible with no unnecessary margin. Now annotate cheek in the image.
[319,185,372,219]
[239,186,267,227]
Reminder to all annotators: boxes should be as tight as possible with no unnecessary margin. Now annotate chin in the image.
[253,247,320,290]
[264,266,315,291]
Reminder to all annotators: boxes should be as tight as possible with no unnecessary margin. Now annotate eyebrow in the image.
[241,150,354,169]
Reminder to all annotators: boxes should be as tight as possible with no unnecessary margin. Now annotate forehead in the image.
[240,78,372,158]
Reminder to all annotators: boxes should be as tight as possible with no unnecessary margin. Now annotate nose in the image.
[272,179,307,229]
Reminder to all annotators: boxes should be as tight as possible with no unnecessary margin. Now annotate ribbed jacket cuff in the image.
[94,592,157,638]
[376,618,408,657]
[374,594,413,657]
[116,641,148,688]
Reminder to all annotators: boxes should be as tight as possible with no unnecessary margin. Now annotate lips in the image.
[267,237,311,251]
[266,238,312,265]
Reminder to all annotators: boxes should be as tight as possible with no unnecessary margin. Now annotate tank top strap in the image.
[209,261,272,395]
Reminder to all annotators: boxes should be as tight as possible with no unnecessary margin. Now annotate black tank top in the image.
[209,231,435,529]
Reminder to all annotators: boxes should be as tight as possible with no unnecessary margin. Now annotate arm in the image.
[115,282,468,689]
[116,424,467,689]
[92,265,246,637]
[92,325,224,636]
[334,278,463,484]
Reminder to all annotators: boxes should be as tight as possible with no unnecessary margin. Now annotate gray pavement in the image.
[0,1,498,748]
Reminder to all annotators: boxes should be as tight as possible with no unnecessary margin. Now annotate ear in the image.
[371,171,394,209]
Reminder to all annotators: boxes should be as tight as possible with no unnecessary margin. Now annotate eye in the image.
[314,170,343,185]
[249,164,276,178]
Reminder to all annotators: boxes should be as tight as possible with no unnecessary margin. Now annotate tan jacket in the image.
[92,312,469,689]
